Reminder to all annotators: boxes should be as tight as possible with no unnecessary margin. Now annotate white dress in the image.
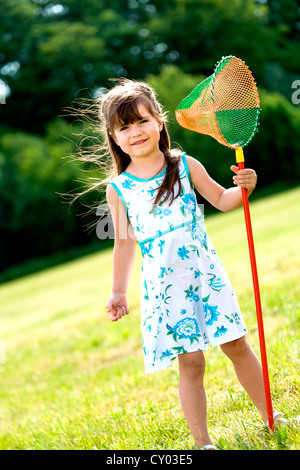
[108,153,247,374]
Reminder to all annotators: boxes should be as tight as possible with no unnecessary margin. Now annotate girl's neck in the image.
[126,151,166,178]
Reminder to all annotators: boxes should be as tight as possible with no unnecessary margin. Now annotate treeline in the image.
[0,0,299,272]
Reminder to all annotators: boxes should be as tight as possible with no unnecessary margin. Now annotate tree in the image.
[0,0,298,133]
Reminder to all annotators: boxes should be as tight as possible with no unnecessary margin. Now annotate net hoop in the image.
[210,55,261,149]
[175,55,261,149]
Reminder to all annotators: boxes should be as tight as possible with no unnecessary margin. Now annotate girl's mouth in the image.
[132,139,148,146]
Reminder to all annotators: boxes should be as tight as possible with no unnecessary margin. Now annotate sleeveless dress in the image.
[108,153,247,374]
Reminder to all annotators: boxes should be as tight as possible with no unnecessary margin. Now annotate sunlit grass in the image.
[0,188,299,449]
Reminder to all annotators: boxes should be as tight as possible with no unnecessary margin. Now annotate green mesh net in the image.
[175,56,261,149]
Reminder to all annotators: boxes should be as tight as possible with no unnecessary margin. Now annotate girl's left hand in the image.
[231,165,257,196]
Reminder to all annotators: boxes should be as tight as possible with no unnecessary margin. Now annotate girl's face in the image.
[112,103,163,161]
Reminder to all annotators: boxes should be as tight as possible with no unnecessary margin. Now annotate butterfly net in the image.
[175,56,261,149]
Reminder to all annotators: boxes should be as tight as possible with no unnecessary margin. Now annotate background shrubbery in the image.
[0,0,299,273]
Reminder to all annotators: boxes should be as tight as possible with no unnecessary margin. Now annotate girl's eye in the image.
[119,119,148,131]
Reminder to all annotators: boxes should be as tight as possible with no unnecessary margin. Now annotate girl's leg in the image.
[220,336,268,423]
[178,350,212,448]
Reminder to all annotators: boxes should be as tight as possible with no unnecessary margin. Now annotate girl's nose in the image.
[131,124,142,136]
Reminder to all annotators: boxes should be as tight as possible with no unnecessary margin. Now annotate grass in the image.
[0,187,299,450]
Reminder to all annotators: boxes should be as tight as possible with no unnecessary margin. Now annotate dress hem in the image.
[144,329,248,374]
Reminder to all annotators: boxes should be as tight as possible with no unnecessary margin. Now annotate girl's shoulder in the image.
[107,172,126,189]
[106,176,129,213]
[179,152,194,186]
[182,154,206,175]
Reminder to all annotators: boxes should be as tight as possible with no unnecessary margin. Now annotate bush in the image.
[0,119,89,271]
[1,67,299,272]
[250,89,300,186]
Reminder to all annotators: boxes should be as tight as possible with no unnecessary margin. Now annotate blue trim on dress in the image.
[120,151,189,183]
[108,182,128,213]
[181,153,193,187]
[139,214,203,246]
[121,167,167,182]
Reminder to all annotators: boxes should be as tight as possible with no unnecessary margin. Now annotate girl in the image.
[101,79,283,449]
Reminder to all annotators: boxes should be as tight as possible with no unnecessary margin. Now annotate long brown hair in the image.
[64,79,182,226]
[100,79,182,207]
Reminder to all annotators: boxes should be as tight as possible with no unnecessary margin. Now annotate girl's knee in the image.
[178,350,206,380]
[220,336,250,359]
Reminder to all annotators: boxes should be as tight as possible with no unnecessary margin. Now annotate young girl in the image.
[102,79,283,449]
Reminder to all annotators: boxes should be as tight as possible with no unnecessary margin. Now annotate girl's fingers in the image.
[107,305,119,321]
[234,178,255,186]
[108,304,129,321]
[109,310,119,321]
[119,305,129,315]
[116,305,128,319]
[233,170,257,189]
[116,306,123,318]
[110,309,123,321]
[231,166,256,177]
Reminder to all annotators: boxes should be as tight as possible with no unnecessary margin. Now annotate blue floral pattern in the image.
[122,178,136,190]
[153,206,172,218]
[108,153,248,374]
[177,245,190,260]
[180,193,197,216]
[167,318,201,344]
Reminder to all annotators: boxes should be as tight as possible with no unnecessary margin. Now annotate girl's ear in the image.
[158,118,164,132]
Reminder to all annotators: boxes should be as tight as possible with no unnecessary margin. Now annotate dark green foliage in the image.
[0,0,299,272]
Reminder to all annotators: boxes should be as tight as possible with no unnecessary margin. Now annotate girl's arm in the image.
[106,183,136,321]
[185,155,257,212]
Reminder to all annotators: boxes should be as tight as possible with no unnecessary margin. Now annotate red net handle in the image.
[236,148,274,431]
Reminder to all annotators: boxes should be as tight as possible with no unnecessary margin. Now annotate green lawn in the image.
[0,188,299,450]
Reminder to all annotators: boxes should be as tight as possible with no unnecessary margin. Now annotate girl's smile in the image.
[112,103,163,161]
[131,138,149,146]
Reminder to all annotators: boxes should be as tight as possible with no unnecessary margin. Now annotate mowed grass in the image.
[0,188,299,450]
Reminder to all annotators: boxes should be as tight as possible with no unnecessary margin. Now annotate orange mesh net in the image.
[175,56,261,149]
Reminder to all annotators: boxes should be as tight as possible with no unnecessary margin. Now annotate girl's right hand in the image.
[106,293,130,322]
